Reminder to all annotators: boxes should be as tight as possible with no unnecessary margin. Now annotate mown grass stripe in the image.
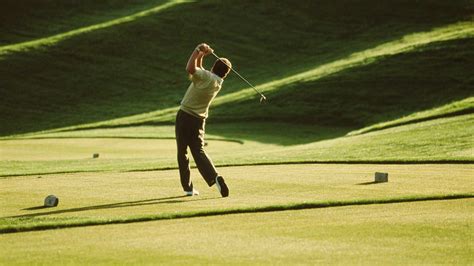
[1,193,472,234]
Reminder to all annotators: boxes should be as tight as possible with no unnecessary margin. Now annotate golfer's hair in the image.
[212,58,232,79]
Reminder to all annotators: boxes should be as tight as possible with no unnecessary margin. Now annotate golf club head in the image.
[259,95,267,104]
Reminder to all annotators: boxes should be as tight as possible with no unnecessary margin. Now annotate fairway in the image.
[1,0,473,264]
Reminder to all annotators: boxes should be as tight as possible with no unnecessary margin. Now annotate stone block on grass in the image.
[375,172,388,183]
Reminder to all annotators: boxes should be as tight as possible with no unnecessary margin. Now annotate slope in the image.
[1,0,473,136]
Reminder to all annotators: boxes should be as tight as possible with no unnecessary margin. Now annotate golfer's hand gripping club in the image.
[211,51,267,103]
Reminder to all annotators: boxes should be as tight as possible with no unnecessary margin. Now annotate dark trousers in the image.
[175,110,218,191]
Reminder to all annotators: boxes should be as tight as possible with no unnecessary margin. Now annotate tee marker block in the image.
[375,172,388,183]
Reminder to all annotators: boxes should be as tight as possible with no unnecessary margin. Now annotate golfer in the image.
[175,43,231,197]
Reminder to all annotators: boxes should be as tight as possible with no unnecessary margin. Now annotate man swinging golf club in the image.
[176,43,230,197]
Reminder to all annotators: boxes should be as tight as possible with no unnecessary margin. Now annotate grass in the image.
[6,26,472,135]
[0,0,173,46]
[1,114,472,177]
[1,199,472,264]
[2,194,472,234]
[1,0,473,264]
[348,97,474,135]
[211,24,474,124]
[0,0,187,56]
[1,0,473,135]
[1,164,472,232]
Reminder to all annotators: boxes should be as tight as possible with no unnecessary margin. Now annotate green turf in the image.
[0,0,172,46]
[210,37,474,127]
[1,199,472,264]
[1,164,472,232]
[1,0,473,135]
[1,114,472,177]
[1,1,473,264]
[348,97,474,135]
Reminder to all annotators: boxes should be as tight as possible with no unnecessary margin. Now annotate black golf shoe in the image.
[215,176,229,197]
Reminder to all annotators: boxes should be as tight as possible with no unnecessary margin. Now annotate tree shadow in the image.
[7,195,218,219]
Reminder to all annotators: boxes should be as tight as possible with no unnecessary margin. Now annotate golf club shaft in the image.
[211,51,266,99]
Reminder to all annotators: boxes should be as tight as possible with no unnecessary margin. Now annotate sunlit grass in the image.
[1,1,471,137]
[0,0,190,57]
[1,164,472,233]
[1,2,472,264]
[347,97,474,135]
[21,21,472,133]
[216,21,474,103]
[3,199,472,264]
[0,114,472,177]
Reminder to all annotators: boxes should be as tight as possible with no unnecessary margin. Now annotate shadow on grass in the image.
[1,193,472,234]
[1,0,472,138]
[10,195,218,219]
[23,206,51,211]
[356,181,385,185]
[209,38,474,145]
[206,122,350,146]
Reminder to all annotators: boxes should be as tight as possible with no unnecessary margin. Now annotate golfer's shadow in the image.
[9,195,216,219]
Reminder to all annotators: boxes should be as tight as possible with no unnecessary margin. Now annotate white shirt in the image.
[180,68,223,119]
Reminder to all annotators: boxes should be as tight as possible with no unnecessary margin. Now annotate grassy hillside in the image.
[0,0,170,46]
[211,38,474,126]
[1,0,473,136]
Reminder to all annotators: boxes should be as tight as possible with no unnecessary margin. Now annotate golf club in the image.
[211,51,267,103]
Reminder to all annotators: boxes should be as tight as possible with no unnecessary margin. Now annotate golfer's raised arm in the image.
[185,46,201,75]
[196,50,205,69]
[186,43,213,74]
